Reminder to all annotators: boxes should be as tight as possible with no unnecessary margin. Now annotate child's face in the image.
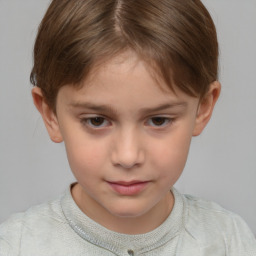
[34,51,219,233]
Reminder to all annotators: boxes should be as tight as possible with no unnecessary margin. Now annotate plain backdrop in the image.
[0,0,255,236]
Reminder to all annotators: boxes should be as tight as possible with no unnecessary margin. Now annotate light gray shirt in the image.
[0,187,255,256]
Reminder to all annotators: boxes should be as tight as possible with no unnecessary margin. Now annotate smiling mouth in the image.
[107,181,149,196]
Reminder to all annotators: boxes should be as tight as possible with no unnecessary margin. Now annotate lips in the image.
[107,181,149,196]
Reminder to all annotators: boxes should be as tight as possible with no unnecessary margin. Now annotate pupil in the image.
[91,117,104,126]
[152,117,165,125]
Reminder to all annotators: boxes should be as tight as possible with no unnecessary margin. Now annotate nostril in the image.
[111,133,145,168]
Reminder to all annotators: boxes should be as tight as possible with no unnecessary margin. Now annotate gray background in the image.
[0,0,255,236]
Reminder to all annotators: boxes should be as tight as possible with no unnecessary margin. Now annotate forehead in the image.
[57,51,198,110]
[72,52,172,94]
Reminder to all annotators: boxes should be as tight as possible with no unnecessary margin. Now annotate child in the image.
[0,0,255,255]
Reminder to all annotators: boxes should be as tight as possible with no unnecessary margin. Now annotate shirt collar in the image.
[61,184,185,255]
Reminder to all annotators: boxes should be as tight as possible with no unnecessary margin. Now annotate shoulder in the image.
[182,193,256,255]
[0,196,66,255]
[183,193,253,233]
[0,212,24,255]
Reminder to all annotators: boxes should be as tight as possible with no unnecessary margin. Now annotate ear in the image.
[193,81,221,136]
[32,87,63,143]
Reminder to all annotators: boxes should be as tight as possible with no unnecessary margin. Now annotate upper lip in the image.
[107,180,148,186]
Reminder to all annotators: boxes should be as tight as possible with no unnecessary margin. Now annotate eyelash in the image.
[80,116,173,129]
[146,117,172,127]
[81,116,111,128]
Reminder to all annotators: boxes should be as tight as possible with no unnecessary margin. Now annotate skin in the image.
[32,51,220,234]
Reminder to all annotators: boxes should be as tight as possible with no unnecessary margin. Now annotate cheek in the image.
[63,136,108,177]
[150,129,192,179]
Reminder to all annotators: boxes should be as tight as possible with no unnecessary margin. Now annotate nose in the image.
[111,128,145,169]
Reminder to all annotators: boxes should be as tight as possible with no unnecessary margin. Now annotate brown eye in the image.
[152,117,166,126]
[85,117,110,128]
[148,117,171,127]
[90,117,105,126]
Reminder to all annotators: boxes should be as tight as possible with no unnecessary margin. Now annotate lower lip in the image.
[108,182,149,196]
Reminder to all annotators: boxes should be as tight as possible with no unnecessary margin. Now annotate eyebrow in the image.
[69,101,187,116]
[139,102,188,114]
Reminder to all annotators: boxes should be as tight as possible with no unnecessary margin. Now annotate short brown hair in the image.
[30,0,219,111]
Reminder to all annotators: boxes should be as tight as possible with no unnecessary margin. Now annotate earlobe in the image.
[193,81,221,136]
[31,87,63,143]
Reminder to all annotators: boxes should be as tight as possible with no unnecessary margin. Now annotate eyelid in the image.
[80,115,112,129]
[145,116,174,128]
[79,114,174,130]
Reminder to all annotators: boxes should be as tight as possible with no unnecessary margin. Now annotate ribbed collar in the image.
[61,185,185,255]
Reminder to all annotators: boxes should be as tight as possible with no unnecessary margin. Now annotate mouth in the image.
[107,180,149,196]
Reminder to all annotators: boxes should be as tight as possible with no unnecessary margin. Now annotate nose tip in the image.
[113,148,144,169]
[119,162,138,169]
[111,132,144,169]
